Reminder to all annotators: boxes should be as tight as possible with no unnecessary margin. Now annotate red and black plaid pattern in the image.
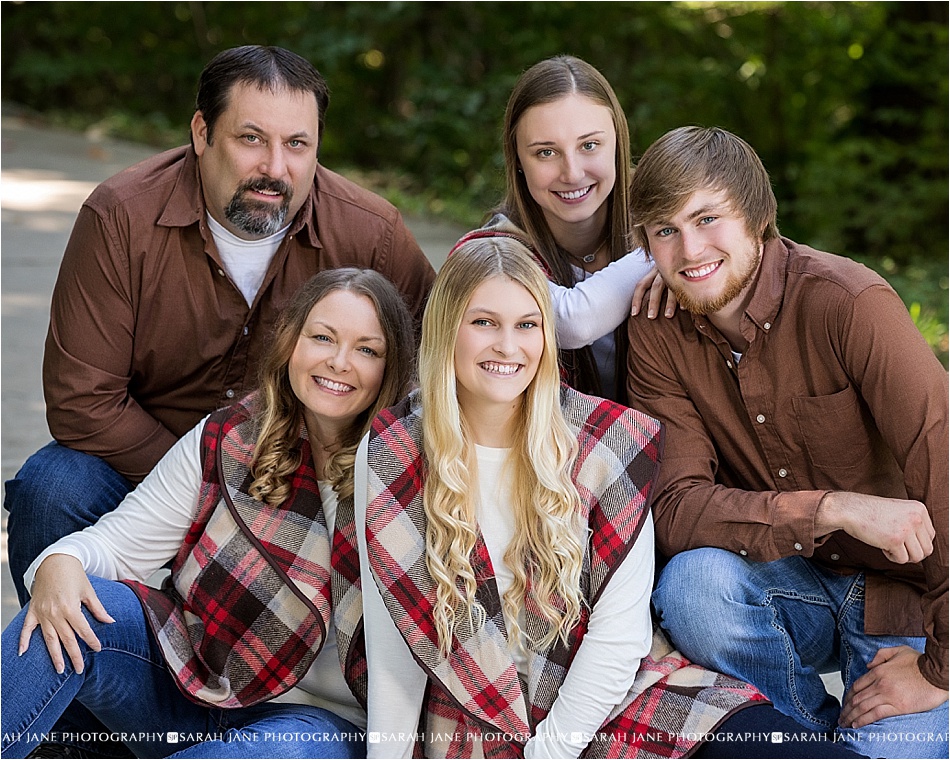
[126,392,366,709]
[366,387,765,757]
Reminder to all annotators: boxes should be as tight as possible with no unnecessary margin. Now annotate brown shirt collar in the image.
[155,145,321,248]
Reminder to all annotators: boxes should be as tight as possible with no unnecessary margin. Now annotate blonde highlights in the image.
[630,126,780,252]
[419,238,586,655]
[250,269,414,504]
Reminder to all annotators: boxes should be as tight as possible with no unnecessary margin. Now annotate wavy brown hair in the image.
[250,269,415,504]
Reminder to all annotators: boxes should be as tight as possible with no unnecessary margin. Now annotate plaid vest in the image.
[125,393,367,709]
[365,388,765,758]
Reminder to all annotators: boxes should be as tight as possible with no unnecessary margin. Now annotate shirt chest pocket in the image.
[792,385,876,472]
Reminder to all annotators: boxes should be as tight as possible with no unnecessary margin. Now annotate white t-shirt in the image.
[207,213,288,307]
[355,435,655,759]
[26,418,365,729]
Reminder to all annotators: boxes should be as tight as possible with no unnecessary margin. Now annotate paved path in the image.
[0,106,465,627]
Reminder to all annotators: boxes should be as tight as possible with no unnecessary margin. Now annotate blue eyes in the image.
[652,216,718,238]
[242,135,307,149]
[309,334,380,357]
[472,319,538,330]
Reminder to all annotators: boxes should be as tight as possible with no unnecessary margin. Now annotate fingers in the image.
[39,620,68,674]
[645,272,666,319]
[630,267,657,317]
[865,647,899,670]
[841,693,899,729]
[883,520,934,564]
[40,607,96,675]
[663,287,678,318]
[19,588,113,675]
[84,587,116,626]
[18,609,39,656]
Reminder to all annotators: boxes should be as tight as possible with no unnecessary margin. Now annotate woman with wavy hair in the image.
[1,269,414,759]
[454,55,676,402]
[355,238,861,759]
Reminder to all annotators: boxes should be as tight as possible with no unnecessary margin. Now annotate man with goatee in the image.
[6,45,435,604]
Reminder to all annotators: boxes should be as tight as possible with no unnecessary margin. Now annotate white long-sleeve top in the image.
[356,436,655,759]
[25,417,366,729]
[548,252,653,351]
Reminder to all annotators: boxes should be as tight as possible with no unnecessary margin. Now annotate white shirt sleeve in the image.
[24,418,207,593]
[355,434,428,759]
[550,250,654,350]
[525,514,656,759]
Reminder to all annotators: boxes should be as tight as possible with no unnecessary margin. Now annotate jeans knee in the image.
[5,444,130,546]
[655,548,753,611]
[653,549,763,650]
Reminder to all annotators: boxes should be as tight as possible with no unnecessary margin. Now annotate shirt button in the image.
[756,414,766,424]
[764,322,771,330]
[794,542,803,551]
[217,268,226,276]
[225,389,235,399]
[243,326,249,336]
[726,361,733,369]
[778,468,788,478]
[739,550,748,556]
[830,554,840,561]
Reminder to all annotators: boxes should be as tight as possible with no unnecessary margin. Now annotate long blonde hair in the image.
[419,237,585,655]
[250,269,415,504]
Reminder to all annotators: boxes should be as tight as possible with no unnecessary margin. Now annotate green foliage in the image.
[2,0,946,360]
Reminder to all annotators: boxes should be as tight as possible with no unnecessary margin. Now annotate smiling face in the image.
[454,276,545,426]
[288,289,387,444]
[515,93,616,240]
[645,188,763,318]
[192,81,319,239]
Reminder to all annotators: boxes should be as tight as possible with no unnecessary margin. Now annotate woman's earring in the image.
[517,167,524,174]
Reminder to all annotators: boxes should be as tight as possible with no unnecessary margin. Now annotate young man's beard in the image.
[672,242,762,316]
[225,178,292,237]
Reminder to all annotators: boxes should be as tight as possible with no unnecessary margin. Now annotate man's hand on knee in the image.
[815,492,935,564]
[839,645,948,728]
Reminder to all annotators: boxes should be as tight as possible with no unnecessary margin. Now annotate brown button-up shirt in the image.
[44,146,435,484]
[626,237,948,689]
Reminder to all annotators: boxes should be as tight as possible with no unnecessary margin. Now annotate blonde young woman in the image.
[355,239,861,759]
[2,269,414,759]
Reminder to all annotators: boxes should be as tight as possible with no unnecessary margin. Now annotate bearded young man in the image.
[625,126,947,759]
[5,45,435,606]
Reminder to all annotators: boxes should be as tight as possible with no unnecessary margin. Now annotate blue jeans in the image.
[5,442,133,605]
[653,549,948,759]
[1,576,365,759]
[5,442,135,754]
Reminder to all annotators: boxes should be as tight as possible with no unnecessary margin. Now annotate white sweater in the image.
[25,417,366,729]
[548,252,654,350]
[355,436,655,759]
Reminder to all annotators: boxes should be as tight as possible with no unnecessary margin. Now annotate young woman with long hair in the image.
[455,55,676,402]
[1,269,414,759]
[355,239,860,759]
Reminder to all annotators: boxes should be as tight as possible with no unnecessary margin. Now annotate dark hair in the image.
[630,126,779,252]
[196,45,330,147]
